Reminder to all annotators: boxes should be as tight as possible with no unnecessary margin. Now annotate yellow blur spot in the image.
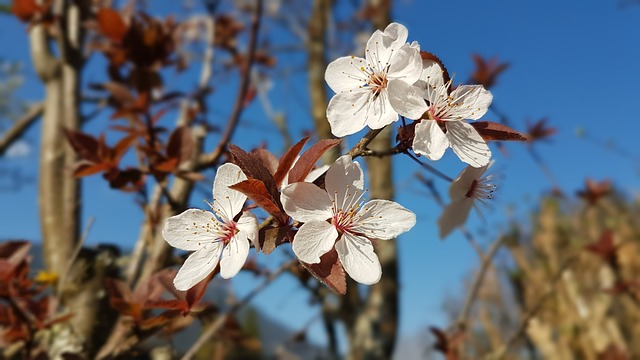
[35,271,59,285]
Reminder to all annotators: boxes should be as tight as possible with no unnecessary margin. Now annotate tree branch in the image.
[197,0,264,170]
[0,103,44,156]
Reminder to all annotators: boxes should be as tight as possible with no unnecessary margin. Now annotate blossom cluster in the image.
[162,22,503,293]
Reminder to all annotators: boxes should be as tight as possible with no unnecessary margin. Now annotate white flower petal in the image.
[352,199,416,240]
[220,229,251,279]
[387,44,423,85]
[162,209,222,251]
[292,220,338,264]
[448,85,493,120]
[365,23,409,70]
[325,56,369,93]
[335,233,381,285]
[420,59,445,89]
[412,120,449,161]
[387,79,428,120]
[213,163,248,222]
[325,156,364,209]
[305,164,329,183]
[437,199,474,239]
[236,211,259,250]
[446,121,491,167]
[281,182,333,223]
[326,90,372,137]
[361,92,400,130]
[449,163,492,202]
[173,244,222,291]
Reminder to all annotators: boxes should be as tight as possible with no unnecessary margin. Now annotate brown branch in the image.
[181,259,297,360]
[197,0,264,170]
[347,128,384,158]
[0,103,44,156]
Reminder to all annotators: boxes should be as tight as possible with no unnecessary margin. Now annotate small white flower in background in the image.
[281,155,416,285]
[438,161,496,239]
[412,60,493,167]
[162,163,258,291]
[325,23,427,137]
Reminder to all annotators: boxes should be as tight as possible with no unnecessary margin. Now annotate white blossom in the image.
[413,60,493,167]
[438,161,496,239]
[325,23,427,137]
[281,155,416,285]
[162,163,258,290]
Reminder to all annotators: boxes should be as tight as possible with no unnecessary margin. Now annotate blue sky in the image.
[1,0,640,354]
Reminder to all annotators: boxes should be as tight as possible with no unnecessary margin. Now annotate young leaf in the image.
[299,248,346,295]
[228,144,280,202]
[63,129,101,163]
[97,8,128,42]
[469,121,528,142]
[287,139,340,184]
[229,179,288,225]
[274,137,309,187]
[252,148,279,176]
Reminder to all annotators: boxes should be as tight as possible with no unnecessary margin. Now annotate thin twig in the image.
[405,151,454,182]
[59,217,95,289]
[197,0,264,170]
[347,128,383,159]
[0,103,44,156]
[181,259,297,360]
[454,235,505,332]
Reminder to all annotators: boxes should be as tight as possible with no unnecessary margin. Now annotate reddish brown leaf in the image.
[154,157,179,173]
[258,225,294,255]
[228,144,280,203]
[526,117,557,143]
[0,241,31,280]
[299,248,346,295]
[229,179,288,225]
[251,148,279,176]
[185,272,213,311]
[166,126,194,165]
[112,134,138,163]
[470,121,528,142]
[63,129,101,163]
[96,8,128,42]
[469,54,509,89]
[11,0,40,22]
[288,139,340,184]
[98,82,135,105]
[73,162,112,178]
[577,178,611,205]
[274,137,310,188]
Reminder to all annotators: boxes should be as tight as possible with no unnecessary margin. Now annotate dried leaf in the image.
[274,137,309,187]
[469,54,509,89]
[259,225,294,255]
[299,248,346,295]
[97,8,128,42]
[229,179,288,224]
[11,0,40,22]
[470,121,528,142]
[288,139,340,184]
[73,162,112,178]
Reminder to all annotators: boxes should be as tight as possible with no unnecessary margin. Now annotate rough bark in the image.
[345,1,399,359]
[308,0,339,164]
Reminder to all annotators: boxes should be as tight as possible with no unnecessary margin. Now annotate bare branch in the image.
[0,103,44,156]
[197,0,264,170]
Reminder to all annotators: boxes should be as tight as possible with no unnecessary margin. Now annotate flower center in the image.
[367,70,388,97]
[219,221,239,245]
[465,178,496,201]
[332,209,357,235]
